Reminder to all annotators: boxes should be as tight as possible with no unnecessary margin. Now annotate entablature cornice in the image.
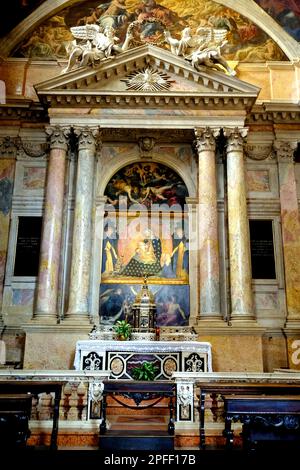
[1,99,299,141]
[247,102,300,125]
[0,99,48,124]
[39,91,256,111]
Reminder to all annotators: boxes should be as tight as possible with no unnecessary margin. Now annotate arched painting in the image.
[99,161,190,327]
[104,161,188,210]
[15,0,286,62]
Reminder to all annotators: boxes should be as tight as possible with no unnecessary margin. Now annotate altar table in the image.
[74,340,212,380]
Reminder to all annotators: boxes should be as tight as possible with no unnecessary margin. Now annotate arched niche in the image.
[97,149,197,200]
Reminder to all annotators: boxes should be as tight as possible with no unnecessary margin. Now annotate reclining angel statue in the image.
[164,26,236,76]
[62,23,132,73]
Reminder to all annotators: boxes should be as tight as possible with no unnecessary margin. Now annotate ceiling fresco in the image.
[1,1,299,45]
[12,0,287,62]
[254,0,300,41]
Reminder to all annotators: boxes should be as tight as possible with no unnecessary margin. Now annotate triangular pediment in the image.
[35,44,260,110]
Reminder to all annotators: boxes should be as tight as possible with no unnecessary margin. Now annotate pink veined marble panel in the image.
[12,289,34,306]
[254,293,278,310]
[23,167,46,189]
[246,170,270,192]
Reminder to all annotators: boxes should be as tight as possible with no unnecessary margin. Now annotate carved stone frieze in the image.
[46,126,71,151]
[138,136,156,157]
[22,141,49,158]
[88,381,104,405]
[274,140,298,163]
[101,128,193,143]
[245,143,275,161]
[177,382,194,407]
[0,136,18,158]
[122,67,175,92]
[194,127,220,153]
[224,127,248,155]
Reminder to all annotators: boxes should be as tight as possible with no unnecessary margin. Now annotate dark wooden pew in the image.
[222,394,300,450]
[197,382,300,449]
[0,394,32,448]
[0,381,63,450]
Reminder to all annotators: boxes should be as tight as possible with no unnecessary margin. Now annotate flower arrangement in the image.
[113,320,132,340]
[131,361,158,381]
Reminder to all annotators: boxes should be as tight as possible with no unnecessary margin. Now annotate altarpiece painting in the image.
[99,162,190,326]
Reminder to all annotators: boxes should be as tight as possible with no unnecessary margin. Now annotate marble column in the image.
[34,126,70,323]
[224,127,254,320]
[65,127,100,322]
[195,127,221,319]
[275,140,300,324]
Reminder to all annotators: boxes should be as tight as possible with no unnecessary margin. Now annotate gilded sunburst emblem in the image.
[122,67,175,92]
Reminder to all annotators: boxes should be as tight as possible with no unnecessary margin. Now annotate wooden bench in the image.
[222,394,300,450]
[0,381,63,450]
[100,380,175,450]
[0,394,32,447]
[197,382,300,449]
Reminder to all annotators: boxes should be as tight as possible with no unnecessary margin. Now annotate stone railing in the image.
[173,371,300,431]
[0,370,110,423]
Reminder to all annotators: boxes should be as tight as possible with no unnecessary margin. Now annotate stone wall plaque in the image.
[249,220,276,279]
[14,216,42,276]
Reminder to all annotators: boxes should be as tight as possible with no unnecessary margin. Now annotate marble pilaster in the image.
[224,128,254,320]
[195,127,221,319]
[275,141,300,324]
[0,137,17,321]
[65,127,100,323]
[34,126,70,323]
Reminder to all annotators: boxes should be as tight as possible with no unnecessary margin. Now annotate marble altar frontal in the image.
[74,340,212,380]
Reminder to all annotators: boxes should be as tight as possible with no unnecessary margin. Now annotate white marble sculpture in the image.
[164,26,236,76]
[62,20,235,77]
[62,24,132,73]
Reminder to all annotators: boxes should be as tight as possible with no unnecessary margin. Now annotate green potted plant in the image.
[113,320,132,340]
[131,361,158,381]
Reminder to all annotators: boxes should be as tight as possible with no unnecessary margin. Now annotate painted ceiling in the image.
[2,0,299,61]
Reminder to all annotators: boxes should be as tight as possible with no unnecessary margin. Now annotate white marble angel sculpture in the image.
[164,26,192,56]
[186,27,236,76]
[62,23,132,73]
